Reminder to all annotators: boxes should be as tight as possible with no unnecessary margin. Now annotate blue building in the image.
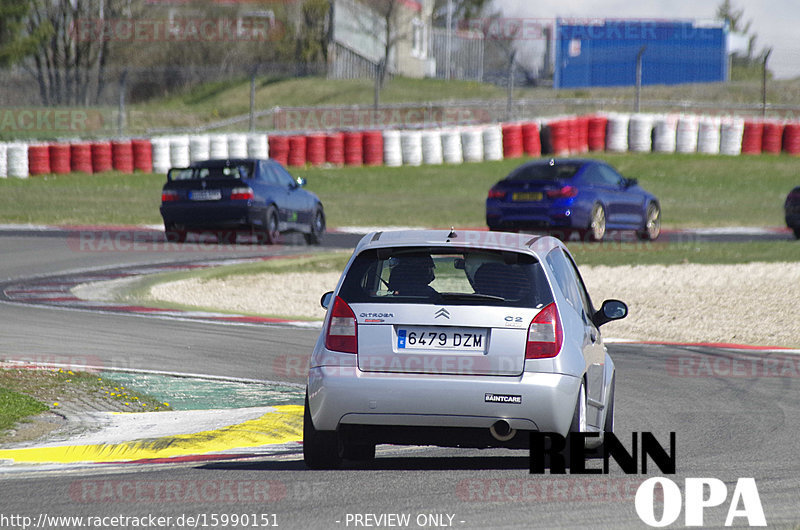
[554,19,728,89]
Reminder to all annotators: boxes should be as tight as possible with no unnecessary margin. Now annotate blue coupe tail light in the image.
[230,187,255,201]
[546,186,578,199]
[488,188,506,199]
[161,190,179,202]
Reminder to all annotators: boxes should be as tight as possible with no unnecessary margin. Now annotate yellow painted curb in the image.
[0,405,303,464]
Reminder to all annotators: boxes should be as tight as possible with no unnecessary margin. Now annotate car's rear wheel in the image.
[341,440,375,461]
[638,202,661,240]
[604,376,615,435]
[304,207,326,245]
[303,393,342,469]
[588,204,606,241]
[793,226,800,240]
[570,381,587,434]
[164,224,187,243]
[257,207,280,245]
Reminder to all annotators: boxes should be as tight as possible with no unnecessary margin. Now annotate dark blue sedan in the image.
[160,158,325,244]
[485,158,661,241]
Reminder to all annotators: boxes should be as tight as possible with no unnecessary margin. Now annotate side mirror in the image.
[625,177,638,188]
[592,299,628,328]
[296,177,306,188]
[320,291,334,309]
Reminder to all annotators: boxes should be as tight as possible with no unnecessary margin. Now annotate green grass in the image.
[0,387,48,433]
[0,152,797,228]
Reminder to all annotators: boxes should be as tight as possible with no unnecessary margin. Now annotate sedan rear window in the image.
[168,163,254,181]
[339,247,553,309]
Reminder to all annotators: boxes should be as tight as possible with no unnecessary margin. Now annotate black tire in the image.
[257,206,280,245]
[164,224,187,243]
[637,202,661,241]
[793,226,800,240]
[588,204,606,242]
[303,393,342,469]
[603,376,615,435]
[341,441,376,461]
[570,380,587,434]
[304,206,326,245]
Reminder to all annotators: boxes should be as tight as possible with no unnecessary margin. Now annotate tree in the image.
[0,0,46,67]
[716,0,771,80]
[431,0,489,28]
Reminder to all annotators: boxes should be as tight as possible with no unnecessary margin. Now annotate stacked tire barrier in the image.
[6,111,800,178]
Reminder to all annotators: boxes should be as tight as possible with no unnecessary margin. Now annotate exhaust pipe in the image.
[489,420,517,442]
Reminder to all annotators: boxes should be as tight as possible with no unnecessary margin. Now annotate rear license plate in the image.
[189,190,222,201]
[396,327,487,352]
[512,192,543,202]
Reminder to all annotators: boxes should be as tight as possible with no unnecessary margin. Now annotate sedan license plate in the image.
[512,192,543,202]
[396,327,487,352]
[189,189,222,201]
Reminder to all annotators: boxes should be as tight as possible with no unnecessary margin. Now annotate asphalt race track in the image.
[0,227,798,529]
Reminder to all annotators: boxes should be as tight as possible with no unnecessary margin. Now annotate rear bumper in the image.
[160,202,257,231]
[486,202,585,232]
[307,365,580,437]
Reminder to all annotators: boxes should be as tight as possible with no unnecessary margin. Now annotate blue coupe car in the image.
[160,158,325,244]
[486,158,661,241]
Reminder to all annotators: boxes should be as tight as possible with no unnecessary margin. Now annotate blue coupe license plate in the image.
[189,190,222,201]
[396,327,487,352]
[512,192,543,201]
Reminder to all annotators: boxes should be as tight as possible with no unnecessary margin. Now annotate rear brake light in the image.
[325,296,357,354]
[488,188,506,199]
[546,185,578,199]
[230,187,255,201]
[525,303,563,359]
[161,190,179,202]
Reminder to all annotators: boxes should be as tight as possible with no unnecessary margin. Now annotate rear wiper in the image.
[439,292,505,302]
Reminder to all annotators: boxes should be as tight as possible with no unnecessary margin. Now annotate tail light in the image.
[488,188,506,200]
[525,303,563,359]
[161,190,179,202]
[230,187,255,201]
[325,296,357,354]
[546,185,578,199]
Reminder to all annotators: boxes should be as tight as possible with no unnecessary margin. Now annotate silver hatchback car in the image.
[304,229,627,468]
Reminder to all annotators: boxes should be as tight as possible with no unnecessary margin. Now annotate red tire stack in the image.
[70,143,93,173]
[521,122,541,156]
[325,132,345,166]
[761,121,783,154]
[28,145,51,176]
[91,142,113,173]
[548,120,570,156]
[362,130,384,166]
[740,121,763,154]
[306,134,327,166]
[287,135,307,167]
[49,144,71,174]
[587,115,608,151]
[131,139,153,172]
[269,135,290,166]
[576,116,590,153]
[501,123,524,159]
[343,131,363,166]
[111,140,134,173]
[783,123,800,155]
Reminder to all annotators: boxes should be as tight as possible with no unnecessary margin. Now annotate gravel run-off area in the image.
[148,263,800,348]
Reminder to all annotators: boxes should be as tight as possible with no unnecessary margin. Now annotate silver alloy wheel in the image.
[590,204,606,241]
[644,203,661,240]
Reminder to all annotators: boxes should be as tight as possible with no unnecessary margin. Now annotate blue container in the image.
[554,19,728,89]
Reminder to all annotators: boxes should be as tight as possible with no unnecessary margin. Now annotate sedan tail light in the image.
[487,188,506,200]
[525,303,563,359]
[325,296,358,354]
[546,185,578,199]
[161,190,179,202]
[230,187,255,201]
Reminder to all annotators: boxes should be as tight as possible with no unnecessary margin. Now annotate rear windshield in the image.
[168,163,254,180]
[338,247,553,309]
[506,162,582,182]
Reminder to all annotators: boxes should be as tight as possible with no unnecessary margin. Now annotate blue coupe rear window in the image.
[506,162,582,181]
